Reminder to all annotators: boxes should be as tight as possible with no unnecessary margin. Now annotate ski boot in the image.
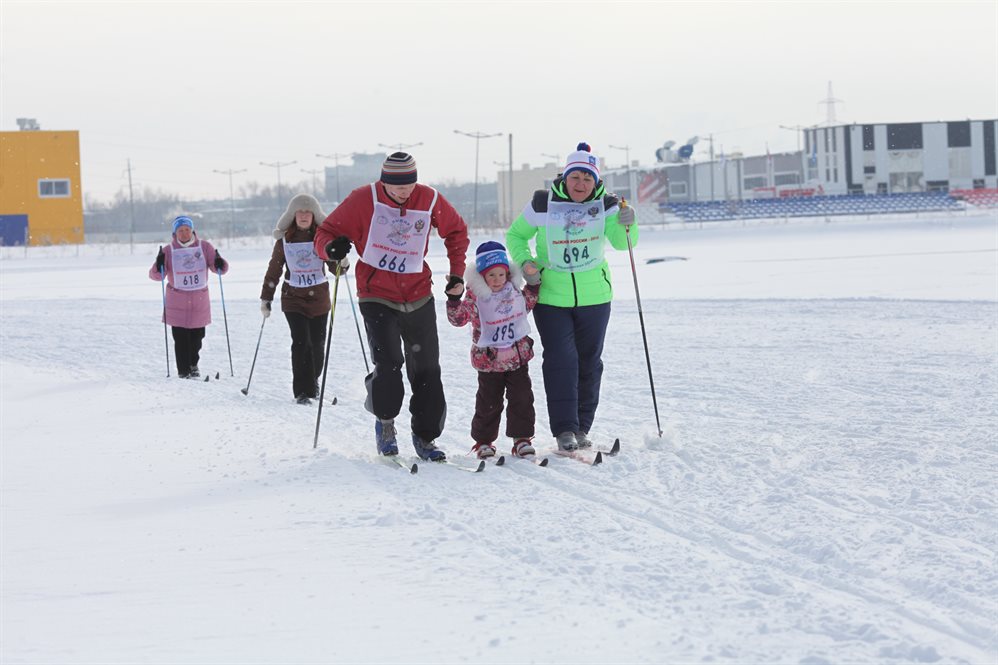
[511,438,535,457]
[412,434,446,462]
[375,419,399,456]
[575,431,593,449]
[556,431,578,451]
[472,442,497,459]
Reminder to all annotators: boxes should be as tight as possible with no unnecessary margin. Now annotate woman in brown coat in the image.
[260,193,345,404]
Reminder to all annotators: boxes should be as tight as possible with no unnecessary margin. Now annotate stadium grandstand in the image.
[601,118,997,224]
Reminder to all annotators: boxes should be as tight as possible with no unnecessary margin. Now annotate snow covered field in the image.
[2,212,996,664]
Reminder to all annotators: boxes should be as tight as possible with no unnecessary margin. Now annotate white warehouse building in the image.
[805,119,997,196]
[599,118,998,208]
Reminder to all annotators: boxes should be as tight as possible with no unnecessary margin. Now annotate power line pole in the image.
[126,158,136,254]
[494,159,511,223]
[508,133,514,223]
[819,80,843,126]
[454,129,502,226]
[213,168,246,244]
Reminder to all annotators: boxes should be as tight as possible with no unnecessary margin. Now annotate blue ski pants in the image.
[532,302,611,436]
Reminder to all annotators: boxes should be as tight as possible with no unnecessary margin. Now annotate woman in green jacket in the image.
[506,142,638,451]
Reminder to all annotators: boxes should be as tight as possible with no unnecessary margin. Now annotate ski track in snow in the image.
[1,214,996,664]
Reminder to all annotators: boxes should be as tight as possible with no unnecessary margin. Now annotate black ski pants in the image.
[284,311,327,398]
[532,302,611,436]
[359,299,446,442]
[171,326,205,377]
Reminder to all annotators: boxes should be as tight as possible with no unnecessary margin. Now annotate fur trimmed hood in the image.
[273,193,326,239]
[464,259,525,299]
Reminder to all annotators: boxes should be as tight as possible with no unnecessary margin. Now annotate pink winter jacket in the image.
[148,234,229,328]
[447,264,539,373]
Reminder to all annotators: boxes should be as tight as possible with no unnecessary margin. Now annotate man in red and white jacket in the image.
[315,152,469,462]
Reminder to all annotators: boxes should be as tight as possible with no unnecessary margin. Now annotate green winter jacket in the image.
[505,178,638,308]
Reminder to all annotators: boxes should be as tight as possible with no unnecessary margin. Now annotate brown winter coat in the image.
[260,225,333,319]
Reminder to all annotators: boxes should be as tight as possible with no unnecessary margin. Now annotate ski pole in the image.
[159,251,170,378]
[216,264,235,377]
[621,199,663,437]
[343,273,370,374]
[313,262,344,449]
[240,315,267,395]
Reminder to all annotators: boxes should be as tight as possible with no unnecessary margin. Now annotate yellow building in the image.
[0,129,84,245]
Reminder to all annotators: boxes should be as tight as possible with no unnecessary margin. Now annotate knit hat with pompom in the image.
[563,142,600,181]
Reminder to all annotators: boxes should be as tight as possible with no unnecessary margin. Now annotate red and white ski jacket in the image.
[314,182,469,305]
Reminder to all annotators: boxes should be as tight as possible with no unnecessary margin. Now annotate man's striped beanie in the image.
[381,152,418,185]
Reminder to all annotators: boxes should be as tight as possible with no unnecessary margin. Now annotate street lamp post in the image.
[703,134,715,202]
[454,129,502,226]
[213,167,247,244]
[494,159,513,223]
[779,124,810,186]
[301,168,322,196]
[378,142,423,153]
[315,152,355,203]
[609,144,632,200]
[260,160,297,210]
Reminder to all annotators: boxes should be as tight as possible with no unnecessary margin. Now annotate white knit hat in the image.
[563,142,600,181]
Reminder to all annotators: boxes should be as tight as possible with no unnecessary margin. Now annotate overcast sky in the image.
[3,0,996,204]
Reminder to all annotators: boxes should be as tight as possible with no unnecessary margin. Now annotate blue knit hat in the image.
[172,216,194,234]
[475,241,509,275]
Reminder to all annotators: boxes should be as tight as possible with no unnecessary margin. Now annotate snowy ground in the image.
[2,211,996,664]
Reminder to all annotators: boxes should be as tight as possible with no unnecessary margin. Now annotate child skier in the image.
[447,241,540,459]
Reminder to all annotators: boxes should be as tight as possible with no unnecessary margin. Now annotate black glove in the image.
[445,274,464,301]
[214,252,225,270]
[155,246,165,272]
[325,236,352,262]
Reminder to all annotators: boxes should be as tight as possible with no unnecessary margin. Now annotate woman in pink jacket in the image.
[148,216,229,378]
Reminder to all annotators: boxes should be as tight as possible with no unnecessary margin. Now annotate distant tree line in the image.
[84,176,500,244]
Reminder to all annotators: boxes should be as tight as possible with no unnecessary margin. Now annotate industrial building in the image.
[0,122,84,246]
